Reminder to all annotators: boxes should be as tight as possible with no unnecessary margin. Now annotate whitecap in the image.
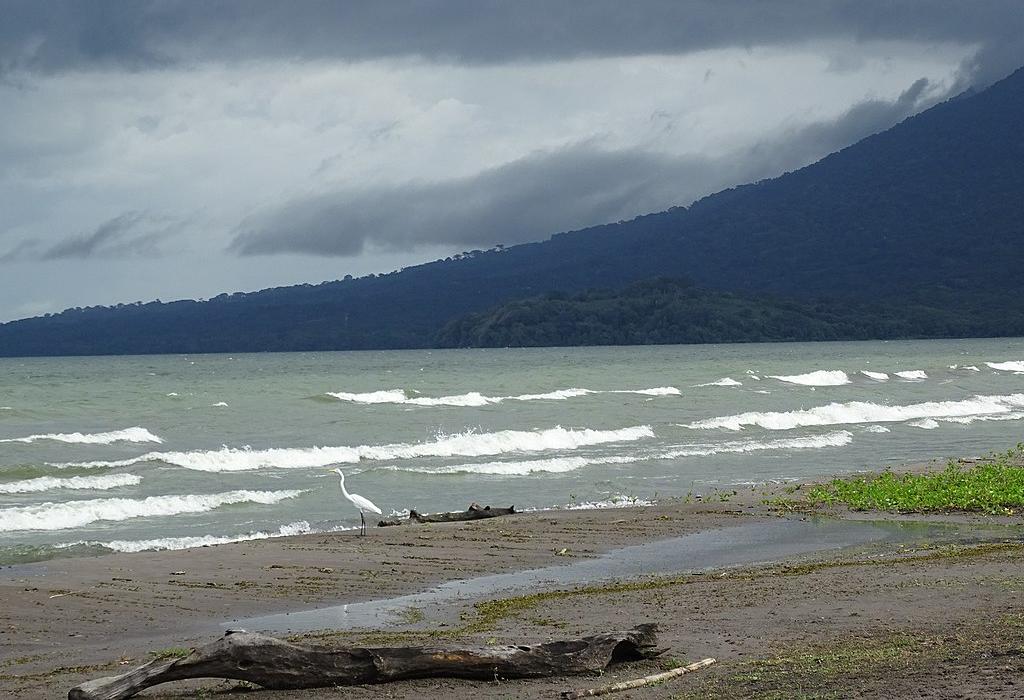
[0,474,142,494]
[65,520,320,553]
[398,431,852,476]
[943,412,1024,425]
[895,370,928,380]
[212,402,229,407]
[769,370,851,386]
[686,393,1024,431]
[562,496,654,510]
[52,426,655,473]
[658,431,853,458]
[863,425,891,433]
[987,361,1024,372]
[0,427,162,445]
[860,370,889,381]
[0,489,302,532]
[327,386,677,407]
[696,377,742,387]
[908,418,940,430]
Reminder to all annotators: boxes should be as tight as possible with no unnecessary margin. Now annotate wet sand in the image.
[2,479,1023,698]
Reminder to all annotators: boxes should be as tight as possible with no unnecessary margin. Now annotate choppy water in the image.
[1,339,1023,563]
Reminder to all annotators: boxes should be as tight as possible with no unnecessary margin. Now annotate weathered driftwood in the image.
[561,657,717,698]
[69,624,662,700]
[378,502,516,526]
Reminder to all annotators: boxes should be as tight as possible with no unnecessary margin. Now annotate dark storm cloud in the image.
[2,212,170,262]
[230,75,940,258]
[2,1,1022,84]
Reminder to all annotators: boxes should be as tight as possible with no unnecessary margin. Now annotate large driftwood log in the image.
[378,502,516,526]
[69,624,662,700]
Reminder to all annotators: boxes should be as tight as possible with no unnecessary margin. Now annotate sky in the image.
[1,1,1023,322]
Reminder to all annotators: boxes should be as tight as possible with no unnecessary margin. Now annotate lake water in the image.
[1,338,1023,563]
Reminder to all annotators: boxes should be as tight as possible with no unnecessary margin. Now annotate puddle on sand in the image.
[231,517,1022,634]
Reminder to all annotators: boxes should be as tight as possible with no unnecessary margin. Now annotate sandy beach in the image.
[2,472,1023,699]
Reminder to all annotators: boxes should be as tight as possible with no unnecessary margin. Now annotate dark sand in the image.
[2,477,1023,699]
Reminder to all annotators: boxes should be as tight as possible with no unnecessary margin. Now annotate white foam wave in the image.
[860,371,889,381]
[327,389,410,404]
[614,387,681,396]
[69,520,318,553]
[660,431,853,457]
[987,361,1024,372]
[863,425,891,433]
[686,393,1024,431]
[0,474,142,494]
[895,370,928,380]
[0,490,302,532]
[908,418,940,430]
[53,426,655,473]
[392,456,594,476]
[563,496,654,510]
[0,426,162,445]
[327,386,677,407]
[769,370,851,386]
[943,412,1024,425]
[394,431,852,476]
[696,377,742,387]
[212,402,229,407]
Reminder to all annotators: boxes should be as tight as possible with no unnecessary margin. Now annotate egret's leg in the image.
[360,511,365,536]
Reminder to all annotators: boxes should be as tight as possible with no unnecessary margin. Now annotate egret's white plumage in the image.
[330,468,381,535]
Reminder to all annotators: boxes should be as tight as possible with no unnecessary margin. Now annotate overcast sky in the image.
[1,1,1022,322]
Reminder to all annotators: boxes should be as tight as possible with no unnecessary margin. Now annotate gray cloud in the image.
[2,1,1022,86]
[2,212,171,262]
[750,76,940,171]
[231,145,718,256]
[231,74,943,257]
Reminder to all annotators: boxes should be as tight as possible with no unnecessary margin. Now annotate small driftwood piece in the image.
[378,502,516,526]
[561,657,717,698]
[69,624,662,700]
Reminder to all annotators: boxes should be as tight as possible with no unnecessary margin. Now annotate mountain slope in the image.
[1,67,1022,356]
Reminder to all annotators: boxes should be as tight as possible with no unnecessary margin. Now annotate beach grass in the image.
[805,444,1024,514]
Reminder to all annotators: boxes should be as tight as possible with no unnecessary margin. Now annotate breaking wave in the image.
[0,427,162,445]
[860,371,889,381]
[52,426,655,473]
[987,361,1024,372]
[0,474,141,494]
[0,490,303,532]
[326,387,678,406]
[769,370,850,386]
[696,377,742,387]
[895,370,928,380]
[390,431,852,476]
[686,394,1024,431]
[64,520,320,553]
[908,418,940,430]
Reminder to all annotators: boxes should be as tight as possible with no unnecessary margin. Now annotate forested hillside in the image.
[1,66,1022,356]
[438,278,1024,348]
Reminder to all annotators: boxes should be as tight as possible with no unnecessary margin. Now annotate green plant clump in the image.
[806,447,1024,514]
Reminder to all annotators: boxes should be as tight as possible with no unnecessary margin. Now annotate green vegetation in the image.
[805,445,1024,514]
[437,278,1024,348]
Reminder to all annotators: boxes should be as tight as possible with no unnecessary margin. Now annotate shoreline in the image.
[2,466,1023,698]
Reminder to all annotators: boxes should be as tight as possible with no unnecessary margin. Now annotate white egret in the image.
[329,468,382,535]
